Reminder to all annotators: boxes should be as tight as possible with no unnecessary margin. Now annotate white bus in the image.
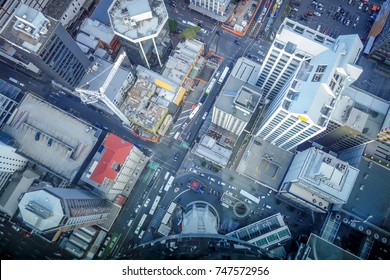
[218,66,229,84]
[134,214,148,235]
[240,189,260,204]
[164,176,175,192]
[186,21,197,27]
[204,78,216,95]
[167,202,177,214]
[189,103,201,119]
[149,195,161,215]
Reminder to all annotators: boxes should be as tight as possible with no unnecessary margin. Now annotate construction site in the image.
[222,0,261,36]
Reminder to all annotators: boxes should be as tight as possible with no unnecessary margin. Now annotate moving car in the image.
[135,204,141,213]
[144,198,151,207]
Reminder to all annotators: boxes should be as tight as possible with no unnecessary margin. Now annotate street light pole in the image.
[350,215,373,224]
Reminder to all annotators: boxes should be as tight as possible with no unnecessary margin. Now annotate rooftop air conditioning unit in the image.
[39,27,48,34]
[17,22,25,29]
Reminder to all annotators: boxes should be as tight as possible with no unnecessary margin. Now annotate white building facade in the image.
[0,140,28,190]
[255,19,363,151]
[190,0,231,16]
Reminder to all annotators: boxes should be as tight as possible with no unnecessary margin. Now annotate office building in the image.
[0,79,23,129]
[280,147,359,213]
[108,0,170,68]
[226,214,291,250]
[255,19,363,151]
[309,86,389,153]
[256,19,362,102]
[363,0,390,72]
[189,0,231,20]
[82,133,148,200]
[0,132,28,190]
[0,3,90,88]
[18,186,112,233]
[212,58,262,136]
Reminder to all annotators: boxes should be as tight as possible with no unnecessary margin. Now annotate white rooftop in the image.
[0,3,56,54]
[108,0,168,43]
[79,18,115,45]
[19,188,64,232]
[299,148,359,203]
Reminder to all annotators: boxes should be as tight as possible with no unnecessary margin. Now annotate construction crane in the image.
[75,51,131,125]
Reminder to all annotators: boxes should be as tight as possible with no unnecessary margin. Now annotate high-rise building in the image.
[0,79,23,129]
[255,19,363,151]
[0,132,28,190]
[211,57,262,135]
[108,0,170,69]
[256,18,362,102]
[279,147,359,213]
[363,0,390,72]
[0,3,90,88]
[18,187,112,233]
[309,86,389,153]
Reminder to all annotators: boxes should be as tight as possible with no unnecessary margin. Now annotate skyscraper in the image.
[0,3,90,88]
[18,187,112,233]
[255,19,363,151]
[0,132,28,190]
[108,0,170,69]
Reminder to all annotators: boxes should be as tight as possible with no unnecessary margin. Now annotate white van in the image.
[265,204,272,210]
[316,24,321,32]
[127,218,134,227]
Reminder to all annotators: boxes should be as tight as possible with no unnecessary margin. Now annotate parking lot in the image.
[290,0,382,39]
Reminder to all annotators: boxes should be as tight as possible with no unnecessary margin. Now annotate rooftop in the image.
[120,66,177,132]
[2,93,99,181]
[295,148,359,203]
[226,213,291,249]
[236,136,294,190]
[0,3,56,55]
[89,133,134,185]
[304,233,360,260]
[343,157,390,231]
[108,0,168,43]
[77,57,133,104]
[162,39,204,85]
[42,0,73,20]
[192,135,232,167]
[91,0,114,26]
[79,18,115,46]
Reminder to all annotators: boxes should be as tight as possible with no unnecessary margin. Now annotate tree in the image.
[168,19,178,33]
[180,26,200,40]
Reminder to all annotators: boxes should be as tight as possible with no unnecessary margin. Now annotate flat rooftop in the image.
[162,40,204,85]
[343,157,390,231]
[2,94,99,181]
[108,0,168,42]
[237,136,294,190]
[0,3,56,55]
[78,57,131,104]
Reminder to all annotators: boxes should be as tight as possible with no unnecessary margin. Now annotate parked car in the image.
[11,225,20,232]
[202,112,208,120]
[216,31,222,35]
[234,40,241,45]
[173,153,179,161]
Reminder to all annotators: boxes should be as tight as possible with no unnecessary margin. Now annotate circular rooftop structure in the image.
[108,0,168,43]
